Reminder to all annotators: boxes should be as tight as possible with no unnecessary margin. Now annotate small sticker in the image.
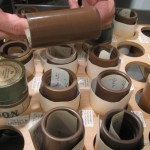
[131,84,135,90]
[132,111,146,128]
[51,68,69,89]
[78,51,87,62]
[138,35,149,44]
[80,110,94,127]
[32,76,42,90]
[112,35,118,43]
[121,59,124,64]
[148,54,150,60]
[77,77,90,89]
[30,112,44,125]
[8,115,29,126]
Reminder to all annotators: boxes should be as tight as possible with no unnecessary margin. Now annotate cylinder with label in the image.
[40,107,85,150]
[39,68,78,102]
[0,41,35,79]
[113,9,137,38]
[95,69,131,102]
[89,44,119,68]
[46,45,77,65]
[115,9,138,25]
[95,109,144,150]
[0,59,29,118]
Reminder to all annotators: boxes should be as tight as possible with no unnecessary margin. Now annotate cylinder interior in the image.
[45,110,78,138]
[0,128,24,150]
[101,74,129,91]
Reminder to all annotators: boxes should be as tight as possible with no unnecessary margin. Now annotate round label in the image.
[0,61,23,87]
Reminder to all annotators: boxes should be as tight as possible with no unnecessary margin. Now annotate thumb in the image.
[68,0,79,8]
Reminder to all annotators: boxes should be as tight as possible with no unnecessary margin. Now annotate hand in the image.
[0,9,28,40]
[69,0,115,29]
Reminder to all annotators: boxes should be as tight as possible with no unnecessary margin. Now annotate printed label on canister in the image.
[0,95,30,118]
[0,61,23,86]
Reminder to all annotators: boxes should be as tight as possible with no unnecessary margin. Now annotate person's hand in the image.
[69,0,115,29]
[0,9,28,40]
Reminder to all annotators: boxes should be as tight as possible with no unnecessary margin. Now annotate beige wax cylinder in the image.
[25,7,101,48]
[140,75,150,113]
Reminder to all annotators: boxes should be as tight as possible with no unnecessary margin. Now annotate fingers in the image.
[83,0,98,6]
[68,0,79,8]
[0,32,9,40]
[94,0,115,28]
[0,11,28,37]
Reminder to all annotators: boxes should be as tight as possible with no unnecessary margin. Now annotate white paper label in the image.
[32,76,42,90]
[99,50,111,60]
[51,68,69,89]
[112,35,117,43]
[77,77,90,89]
[138,35,149,44]
[8,115,29,126]
[132,111,146,128]
[30,112,44,125]
[78,51,87,61]
[80,110,94,127]
[109,111,124,139]
[119,9,131,18]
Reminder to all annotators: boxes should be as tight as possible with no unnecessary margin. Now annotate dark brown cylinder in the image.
[115,9,138,25]
[95,69,132,102]
[89,44,119,67]
[41,107,85,150]
[39,68,78,102]
[139,75,150,113]
[100,109,144,150]
[25,7,101,48]
[0,41,32,64]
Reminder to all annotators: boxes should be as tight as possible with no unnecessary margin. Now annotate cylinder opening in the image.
[1,42,28,58]
[125,62,150,82]
[93,46,118,60]
[48,45,74,59]
[117,42,144,57]
[141,27,150,37]
[45,69,73,89]
[45,110,79,138]
[0,127,24,150]
[101,74,129,91]
[105,112,141,140]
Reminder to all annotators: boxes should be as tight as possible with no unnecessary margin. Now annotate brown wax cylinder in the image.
[39,68,78,102]
[95,70,131,102]
[25,7,101,48]
[41,107,85,150]
[115,9,138,25]
[0,41,33,64]
[89,44,119,67]
[139,75,150,113]
[100,109,144,150]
